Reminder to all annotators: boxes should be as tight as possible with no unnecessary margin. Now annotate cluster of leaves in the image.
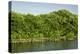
[10,9,78,42]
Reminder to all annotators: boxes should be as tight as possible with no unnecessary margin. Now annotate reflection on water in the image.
[11,40,78,53]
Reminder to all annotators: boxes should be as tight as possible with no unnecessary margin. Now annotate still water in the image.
[12,40,78,53]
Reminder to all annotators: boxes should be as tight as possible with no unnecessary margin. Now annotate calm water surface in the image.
[12,40,78,53]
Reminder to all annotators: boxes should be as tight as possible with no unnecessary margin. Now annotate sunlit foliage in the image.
[10,9,78,42]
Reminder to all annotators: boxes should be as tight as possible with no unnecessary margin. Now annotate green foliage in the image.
[10,9,78,42]
[66,32,76,40]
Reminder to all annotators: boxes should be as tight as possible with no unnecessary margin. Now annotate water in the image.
[11,40,78,53]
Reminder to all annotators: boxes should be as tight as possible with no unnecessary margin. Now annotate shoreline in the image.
[11,37,77,43]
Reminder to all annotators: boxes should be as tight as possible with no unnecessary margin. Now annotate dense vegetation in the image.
[10,9,78,43]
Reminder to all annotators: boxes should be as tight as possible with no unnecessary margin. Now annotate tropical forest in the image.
[10,9,78,43]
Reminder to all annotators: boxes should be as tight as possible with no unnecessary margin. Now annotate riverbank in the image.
[11,36,77,43]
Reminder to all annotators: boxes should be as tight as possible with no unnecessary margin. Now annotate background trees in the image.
[11,9,78,42]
